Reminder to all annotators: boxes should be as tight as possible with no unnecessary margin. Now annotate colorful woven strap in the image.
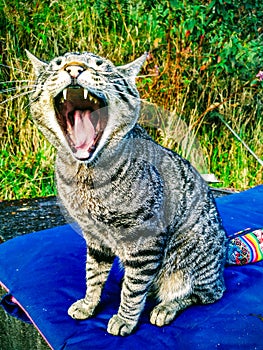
[226,228,263,265]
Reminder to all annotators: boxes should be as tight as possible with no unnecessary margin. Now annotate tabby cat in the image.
[26,50,227,336]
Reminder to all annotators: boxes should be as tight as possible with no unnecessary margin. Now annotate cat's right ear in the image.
[25,50,48,76]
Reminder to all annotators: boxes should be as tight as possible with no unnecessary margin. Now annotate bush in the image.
[0,0,262,199]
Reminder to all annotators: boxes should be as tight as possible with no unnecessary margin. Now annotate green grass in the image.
[0,0,262,200]
[0,147,56,200]
[201,121,263,190]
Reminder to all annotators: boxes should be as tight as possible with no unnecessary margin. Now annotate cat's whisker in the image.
[105,90,142,108]
[101,71,117,76]
[108,74,154,82]
[0,85,36,94]
[0,89,36,105]
[0,80,36,85]
[106,85,143,104]
[109,77,129,82]
[23,98,38,110]
[119,91,142,103]
[0,63,31,75]
[105,91,125,105]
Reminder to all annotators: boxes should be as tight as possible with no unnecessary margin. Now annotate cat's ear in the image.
[117,52,148,81]
[25,50,48,76]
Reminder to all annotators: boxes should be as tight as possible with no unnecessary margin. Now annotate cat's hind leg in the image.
[150,261,225,327]
[150,298,193,326]
[68,246,114,320]
[150,269,193,327]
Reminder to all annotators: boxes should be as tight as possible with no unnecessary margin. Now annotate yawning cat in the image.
[26,50,226,336]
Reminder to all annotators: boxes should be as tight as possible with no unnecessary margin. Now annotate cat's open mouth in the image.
[54,86,107,160]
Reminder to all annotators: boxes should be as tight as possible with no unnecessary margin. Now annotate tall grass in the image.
[0,0,262,200]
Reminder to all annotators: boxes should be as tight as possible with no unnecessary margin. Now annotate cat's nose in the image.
[65,65,84,78]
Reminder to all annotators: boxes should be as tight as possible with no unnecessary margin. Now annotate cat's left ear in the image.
[117,52,148,81]
[25,49,48,76]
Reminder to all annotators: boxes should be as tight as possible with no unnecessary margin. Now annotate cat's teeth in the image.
[63,88,67,100]
[83,89,88,100]
[90,96,97,103]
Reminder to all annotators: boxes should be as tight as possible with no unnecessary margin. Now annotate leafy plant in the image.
[0,0,262,199]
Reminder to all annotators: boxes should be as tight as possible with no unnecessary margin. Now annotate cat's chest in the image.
[56,158,164,230]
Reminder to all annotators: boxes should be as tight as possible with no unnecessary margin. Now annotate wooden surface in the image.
[0,293,49,350]
[0,196,66,350]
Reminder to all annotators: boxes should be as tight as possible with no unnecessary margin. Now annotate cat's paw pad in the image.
[107,314,137,336]
[150,303,178,327]
[68,299,96,320]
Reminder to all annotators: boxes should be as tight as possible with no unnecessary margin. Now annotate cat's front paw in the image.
[68,299,96,320]
[107,314,137,336]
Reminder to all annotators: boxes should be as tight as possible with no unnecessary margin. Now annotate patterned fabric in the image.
[226,228,263,265]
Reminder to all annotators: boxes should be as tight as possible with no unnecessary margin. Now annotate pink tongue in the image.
[73,110,95,148]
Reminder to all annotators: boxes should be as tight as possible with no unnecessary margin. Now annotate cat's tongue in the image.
[74,110,95,148]
[67,110,95,153]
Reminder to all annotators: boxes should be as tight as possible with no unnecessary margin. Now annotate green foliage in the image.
[0,147,56,200]
[0,0,262,199]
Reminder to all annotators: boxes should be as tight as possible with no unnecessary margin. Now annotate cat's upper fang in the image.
[62,87,96,103]
[63,88,67,100]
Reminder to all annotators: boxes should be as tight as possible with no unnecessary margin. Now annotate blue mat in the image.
[0,186,263,349]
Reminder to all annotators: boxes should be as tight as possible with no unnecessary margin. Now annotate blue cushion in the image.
[1,185,263,349]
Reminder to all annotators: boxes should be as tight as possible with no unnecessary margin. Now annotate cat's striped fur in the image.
[27,50,227,336]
